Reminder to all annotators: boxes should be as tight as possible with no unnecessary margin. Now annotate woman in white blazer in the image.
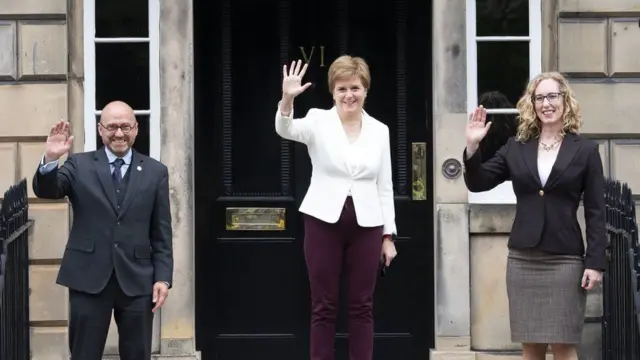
[275,56,398,360]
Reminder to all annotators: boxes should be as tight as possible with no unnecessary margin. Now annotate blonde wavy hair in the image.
[515,72,582,142]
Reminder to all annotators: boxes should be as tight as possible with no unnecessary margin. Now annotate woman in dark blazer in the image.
[463,72,606,360]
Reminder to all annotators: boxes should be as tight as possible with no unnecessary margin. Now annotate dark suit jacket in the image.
[32,148,173,296]
[463,132,607,271]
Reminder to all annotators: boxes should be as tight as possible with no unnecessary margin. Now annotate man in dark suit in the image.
[33,100,173,360]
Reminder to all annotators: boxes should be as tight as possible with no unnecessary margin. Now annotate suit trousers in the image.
[68,271,154,360]
[303,196,384,360]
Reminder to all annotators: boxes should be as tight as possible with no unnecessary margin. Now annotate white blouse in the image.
[537,148,559,187]
[345,142,359,195]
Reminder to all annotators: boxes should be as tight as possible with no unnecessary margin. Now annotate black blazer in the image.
[32,148,173,296]
[463,132,606,271]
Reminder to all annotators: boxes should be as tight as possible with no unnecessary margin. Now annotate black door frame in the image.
[192,0,436,358]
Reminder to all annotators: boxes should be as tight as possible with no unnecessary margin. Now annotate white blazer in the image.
[275,105,397,236]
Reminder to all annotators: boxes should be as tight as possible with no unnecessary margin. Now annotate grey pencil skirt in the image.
[506,248,586,344]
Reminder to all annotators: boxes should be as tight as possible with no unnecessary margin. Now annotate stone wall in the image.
[431,0,640,359]
[0,0,198,359]
[430,1,473,359]
[1,0,198,359]
[460,0,640,359]
[0,1,74,358]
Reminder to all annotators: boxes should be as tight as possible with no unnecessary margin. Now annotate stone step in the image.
[430,350,555,360]
[102,355,200,360]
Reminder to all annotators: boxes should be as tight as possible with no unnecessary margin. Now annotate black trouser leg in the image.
[113,276,154,360]
[68,283,115,360]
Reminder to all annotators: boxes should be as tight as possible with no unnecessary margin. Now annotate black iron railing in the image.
[602,179,640,360]
[0,179,31,360]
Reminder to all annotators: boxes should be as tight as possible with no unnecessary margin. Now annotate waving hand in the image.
[282,60,312,99]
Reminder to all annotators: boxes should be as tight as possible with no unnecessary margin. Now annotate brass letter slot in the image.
[226,207,286,231]
[412,142,427,201]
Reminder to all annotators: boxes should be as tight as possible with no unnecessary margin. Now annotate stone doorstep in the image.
[429,349,476,360]
[102,354,200,360]
[475,354,554,360]
[430,350,555,360]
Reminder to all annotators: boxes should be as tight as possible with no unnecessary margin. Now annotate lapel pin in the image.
[137,166,142,171]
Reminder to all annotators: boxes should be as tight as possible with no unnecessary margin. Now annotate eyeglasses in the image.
[99,123,137,134]
[533,92,563,104]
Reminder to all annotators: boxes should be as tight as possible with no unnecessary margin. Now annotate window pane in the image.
[95,115,150,156]
[96,0,148,38]
[96,43,150,110]
[478,92,518,162]
[476,0,529,37]
[477,41,529,107]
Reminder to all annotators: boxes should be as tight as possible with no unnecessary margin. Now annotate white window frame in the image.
[466,0,542,204]
[83,0,162,161]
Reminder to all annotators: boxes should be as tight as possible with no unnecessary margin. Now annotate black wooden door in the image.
[194,0,433,359]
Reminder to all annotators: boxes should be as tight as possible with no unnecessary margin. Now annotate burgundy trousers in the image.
[303,197,383,360]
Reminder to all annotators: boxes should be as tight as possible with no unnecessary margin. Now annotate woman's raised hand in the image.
[282,60,312,99]
[466,105,491,147]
